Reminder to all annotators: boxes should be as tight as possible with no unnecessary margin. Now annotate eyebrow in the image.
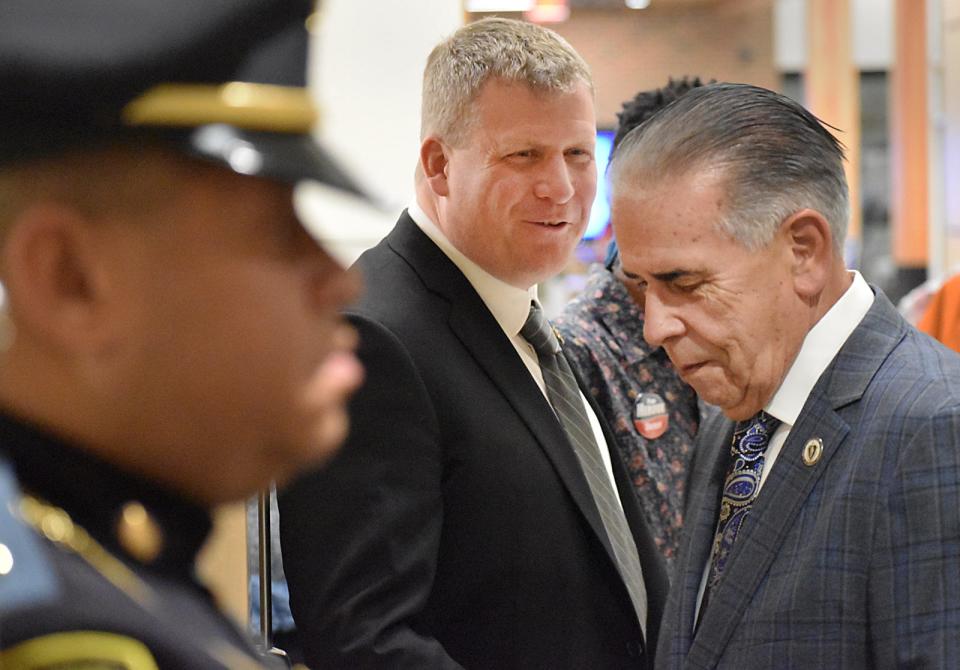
[653,270,696,282]
[621,268,697,283]
[498,133,596,151]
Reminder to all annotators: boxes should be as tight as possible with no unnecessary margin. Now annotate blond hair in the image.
[421,17,592,146]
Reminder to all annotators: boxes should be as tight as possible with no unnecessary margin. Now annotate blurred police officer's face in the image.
[0,148,362,504]
[423,78,597,289]
[108,157,363,502]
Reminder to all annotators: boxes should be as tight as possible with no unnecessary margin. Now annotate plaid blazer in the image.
[656,290,960,669]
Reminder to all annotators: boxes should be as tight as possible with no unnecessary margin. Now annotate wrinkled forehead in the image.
[610,166,739,267]
[611,162,733,222]
[458,76,595,135]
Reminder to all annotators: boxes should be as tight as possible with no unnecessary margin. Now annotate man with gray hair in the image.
[610,82,960,669]
[279,17,667,669]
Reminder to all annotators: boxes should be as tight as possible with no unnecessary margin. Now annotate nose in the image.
[533,154,575,204]
[642,289,684,348]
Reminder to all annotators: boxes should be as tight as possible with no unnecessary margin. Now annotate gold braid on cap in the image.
[122,82,318,133]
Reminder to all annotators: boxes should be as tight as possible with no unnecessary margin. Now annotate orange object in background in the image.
[918,273,960,353]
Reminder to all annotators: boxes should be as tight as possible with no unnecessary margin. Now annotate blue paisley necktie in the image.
[702,411,781,611]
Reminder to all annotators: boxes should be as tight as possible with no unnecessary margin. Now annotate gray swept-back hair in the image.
[610,82,849,255]
[420,17,593,146]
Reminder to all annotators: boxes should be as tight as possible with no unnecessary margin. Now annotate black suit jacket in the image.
[279,213,668,669]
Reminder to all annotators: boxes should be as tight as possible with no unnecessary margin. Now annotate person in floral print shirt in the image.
[555,77,708,570]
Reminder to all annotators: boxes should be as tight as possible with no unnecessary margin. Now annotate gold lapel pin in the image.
[116,501,163,564]
[802,438,824,466]
[551,325,565,347]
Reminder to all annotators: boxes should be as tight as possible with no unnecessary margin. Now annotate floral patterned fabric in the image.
[554,267,701,570]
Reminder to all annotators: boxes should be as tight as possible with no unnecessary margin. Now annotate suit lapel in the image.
[685,289,908,668]
[447,305,615,554]
[384,214,615,565]
[663,410,733,662]
[687,399,849,667]
[575,358,670,641]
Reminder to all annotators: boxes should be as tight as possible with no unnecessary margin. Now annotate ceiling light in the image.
[525,1,569,23]
[465,0,535,11]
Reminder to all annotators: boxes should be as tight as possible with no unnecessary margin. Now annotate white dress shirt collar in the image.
[765,270,874,426]
[407,201,537,336]
[407,204,626,513]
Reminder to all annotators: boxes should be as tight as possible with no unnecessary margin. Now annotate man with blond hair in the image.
[280,17,667,669]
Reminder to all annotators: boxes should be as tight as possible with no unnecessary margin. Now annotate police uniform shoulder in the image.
[0,631,158,670]
[0,458,58,616]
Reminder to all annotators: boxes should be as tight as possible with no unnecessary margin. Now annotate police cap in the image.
[0,0,364,196]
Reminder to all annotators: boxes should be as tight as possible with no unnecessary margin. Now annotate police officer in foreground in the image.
[0,1,365,667]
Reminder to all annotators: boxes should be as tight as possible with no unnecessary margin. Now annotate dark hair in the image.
[605,76,706,268]
[610,82,849,253]
[611,76,707,159]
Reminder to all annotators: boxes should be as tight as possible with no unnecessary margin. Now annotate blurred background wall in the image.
[296,0,960,306]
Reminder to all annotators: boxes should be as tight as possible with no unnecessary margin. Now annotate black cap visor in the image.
[183,124,367,199]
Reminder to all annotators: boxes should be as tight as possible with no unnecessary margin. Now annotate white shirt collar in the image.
[765,270,874,426]
[407,201,537,337]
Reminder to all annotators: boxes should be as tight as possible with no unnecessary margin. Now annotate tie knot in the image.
[732,410,781,450]
[751,410,780,434]
[520,302,561,357]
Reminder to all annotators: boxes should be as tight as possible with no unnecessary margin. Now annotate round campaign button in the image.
[634,392,669,439]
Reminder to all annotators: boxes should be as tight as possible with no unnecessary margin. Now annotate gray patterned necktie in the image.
[520,301,648,639]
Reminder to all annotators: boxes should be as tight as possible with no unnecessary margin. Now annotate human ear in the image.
[781,208,833,300]
[1,204,119,354]
[420,137,450,197]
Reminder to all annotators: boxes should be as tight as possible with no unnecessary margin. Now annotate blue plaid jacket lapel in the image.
[656,410,731,667]
[678,289,908,669]
[688,396,850,667]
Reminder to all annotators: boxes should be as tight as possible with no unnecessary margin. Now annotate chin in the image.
[266,465,297,489]
[686,378,721,404]
[719,406,755,422]
[711,392,766,421]
[696,387,743,420]
[534,255,575,282]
